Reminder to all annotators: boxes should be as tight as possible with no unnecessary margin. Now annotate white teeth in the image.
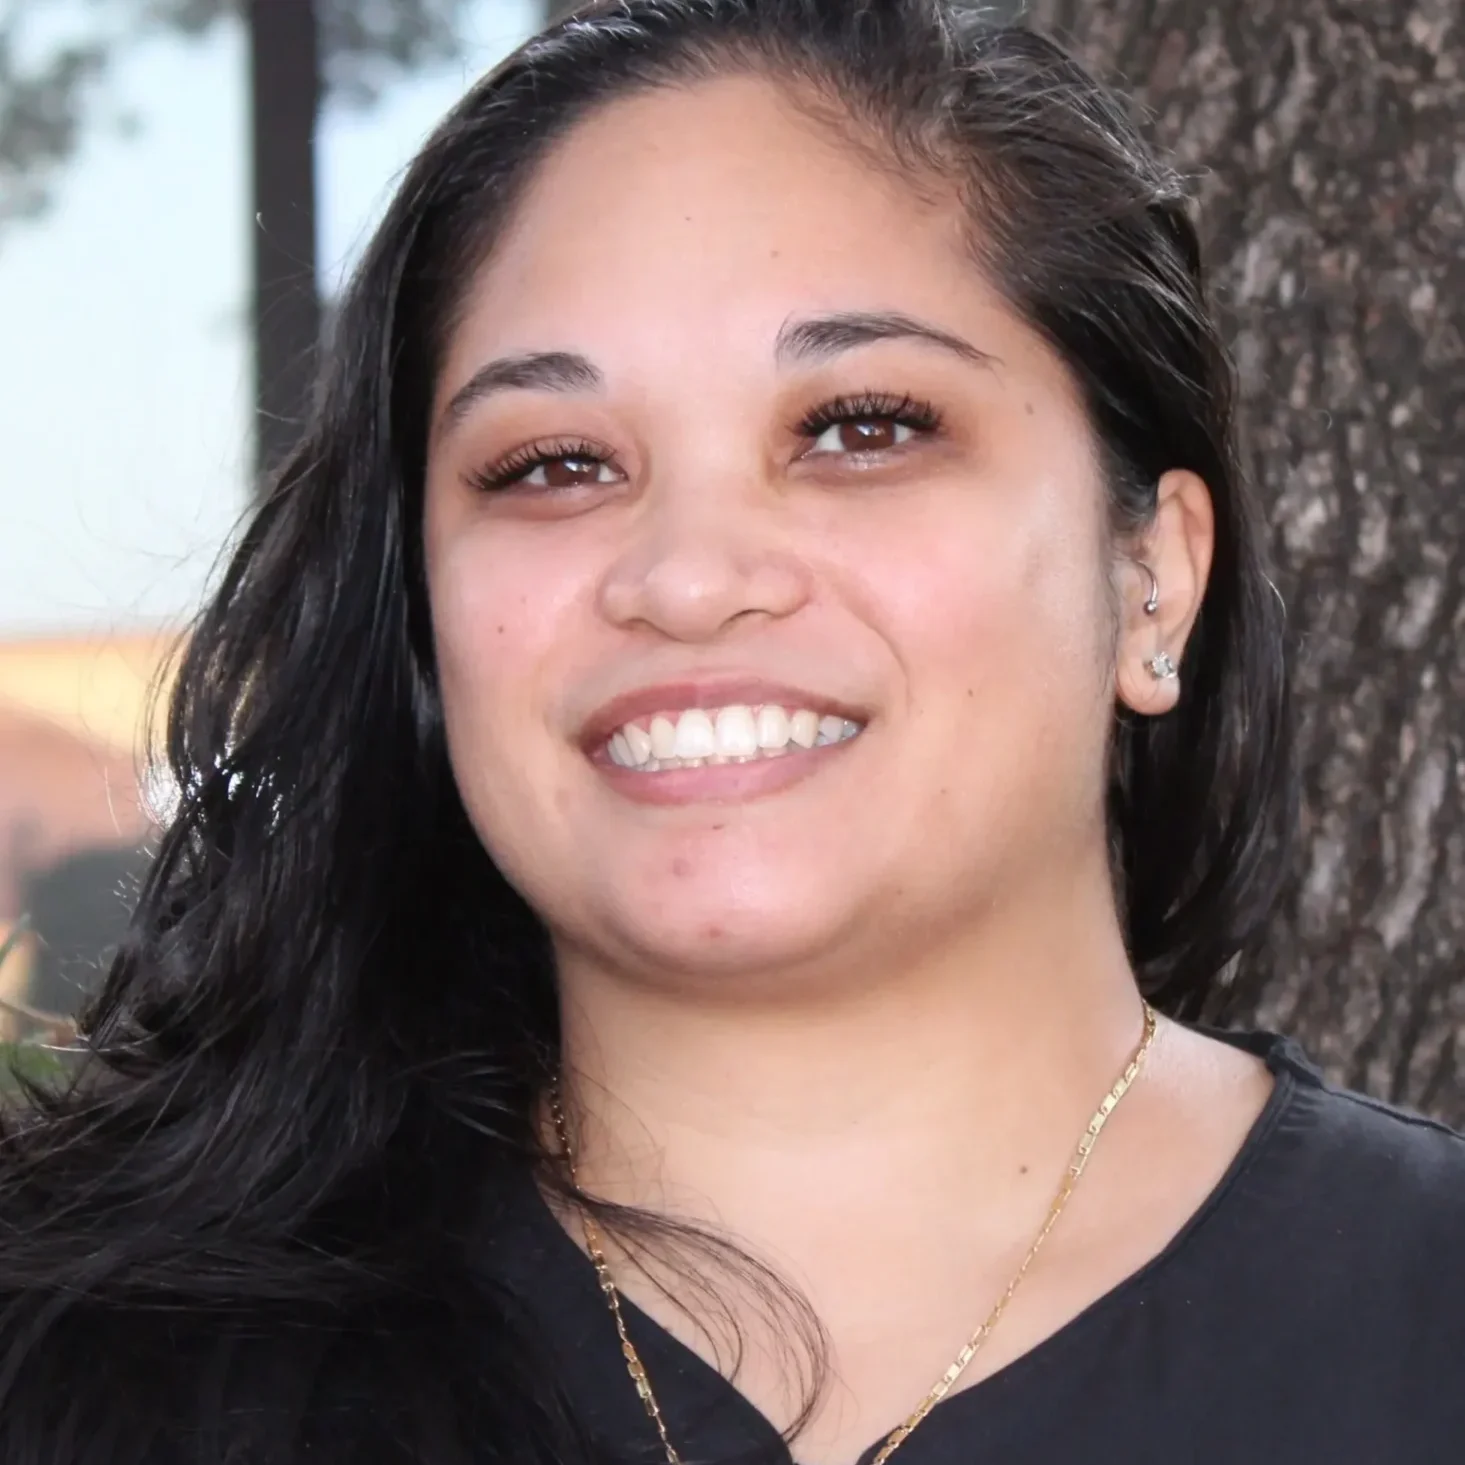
[622,722,653,765]
[649,716,678,760]
[816,715,846,747]
[606,703,862,771]
[714,706,759,757]
[756,705,790,749]
[789,710,819,749]
[672,709,717,760]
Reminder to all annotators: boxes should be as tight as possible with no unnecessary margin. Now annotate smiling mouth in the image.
[604,703,864,773]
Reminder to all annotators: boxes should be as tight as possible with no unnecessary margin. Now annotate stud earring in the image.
[1146,652,1178,681]
[1138,562,1160,616]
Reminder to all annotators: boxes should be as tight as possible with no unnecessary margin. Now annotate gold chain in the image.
[550,1002,1157,1465]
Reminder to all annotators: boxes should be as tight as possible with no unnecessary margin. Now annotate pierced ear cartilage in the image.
[1146,652,1178,681]
[1139,562,1160,616]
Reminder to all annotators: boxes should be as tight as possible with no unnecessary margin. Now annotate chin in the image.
[594,874,858,984]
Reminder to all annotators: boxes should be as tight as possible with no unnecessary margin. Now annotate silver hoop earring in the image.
[1146,652,1178,681]
[1138,562,1160,616]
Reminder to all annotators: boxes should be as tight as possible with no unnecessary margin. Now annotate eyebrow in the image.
[435,310,995,443]
[775,310,997,370]
[437,350,604,441]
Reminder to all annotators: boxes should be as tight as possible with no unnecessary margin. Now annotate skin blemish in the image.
[1025,401,1035,415]
[671,857,692,879]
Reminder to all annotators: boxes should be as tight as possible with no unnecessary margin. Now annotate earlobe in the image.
[1133,562,1180,697]
[1115,587,1183,718]
[1113,468,1215,717]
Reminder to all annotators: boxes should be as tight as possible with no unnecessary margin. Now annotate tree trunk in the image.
[1024,0,1465,1122]
[249,0,322,485]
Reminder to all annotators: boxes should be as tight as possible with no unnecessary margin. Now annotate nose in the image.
[597,477,812,643]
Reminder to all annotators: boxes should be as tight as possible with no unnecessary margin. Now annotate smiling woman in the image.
[1,4,1462,1464]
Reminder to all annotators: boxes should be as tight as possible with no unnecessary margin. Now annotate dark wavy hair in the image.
[0,2,1292,1459]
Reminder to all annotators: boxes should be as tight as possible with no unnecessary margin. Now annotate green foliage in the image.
[0,1038,68,1092]
[0,0,481,233]
[0,918,74,1100]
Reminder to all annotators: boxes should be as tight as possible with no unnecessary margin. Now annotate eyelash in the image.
[796,391,943,443]
[465,390,944,494]
[465,437,609,495]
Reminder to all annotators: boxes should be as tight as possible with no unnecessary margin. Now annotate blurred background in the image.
[0,0,541,1038]
[0,0,1461,1120]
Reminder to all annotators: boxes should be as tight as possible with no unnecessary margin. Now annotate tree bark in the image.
[1024,0,1465,1122]
[249,0,322,484]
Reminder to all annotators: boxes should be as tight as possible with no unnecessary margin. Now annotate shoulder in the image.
[1141,1030,1465,1442]
[1276,1035,1464,1173]
[1239,1030,1465,1253]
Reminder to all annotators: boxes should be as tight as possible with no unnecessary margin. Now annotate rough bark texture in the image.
[249,0,321,482]
[1024,0,1465,1122]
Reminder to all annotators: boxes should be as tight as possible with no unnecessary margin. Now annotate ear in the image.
[1114,469,1215,718]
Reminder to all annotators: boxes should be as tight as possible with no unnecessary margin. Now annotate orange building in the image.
[0,632,180,1026]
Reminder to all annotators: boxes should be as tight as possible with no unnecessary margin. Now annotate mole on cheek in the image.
[671,857,692,879]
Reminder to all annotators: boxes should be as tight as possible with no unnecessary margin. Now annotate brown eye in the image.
[808,416,918,456]
[795,393,942,463]
[537,455,610,489]
[847,419,902,451]
[472,442,622,494]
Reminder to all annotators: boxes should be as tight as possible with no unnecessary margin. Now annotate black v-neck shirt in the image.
[478,1029,1465,1465]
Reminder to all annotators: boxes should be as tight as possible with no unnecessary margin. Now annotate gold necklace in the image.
[549,1002,1157,1465]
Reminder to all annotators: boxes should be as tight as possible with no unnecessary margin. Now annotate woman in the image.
[2,2,1461,1460]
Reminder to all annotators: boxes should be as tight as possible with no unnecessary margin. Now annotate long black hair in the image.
[0,2,1292,1459]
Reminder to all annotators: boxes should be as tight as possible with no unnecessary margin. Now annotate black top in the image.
[480,1029,1465,1465]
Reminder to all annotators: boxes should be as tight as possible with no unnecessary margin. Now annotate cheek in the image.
[424,519,594,891]
[431,542,518,718]
[854,477,1106,703]
[425,519,578,766]
[847,476,1112,847]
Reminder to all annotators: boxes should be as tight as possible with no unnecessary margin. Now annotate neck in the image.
[553,875,1151,1230]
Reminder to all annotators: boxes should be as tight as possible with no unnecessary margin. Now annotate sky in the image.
[0,0,537,639]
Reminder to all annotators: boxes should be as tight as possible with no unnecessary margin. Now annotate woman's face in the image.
[423,76,1129,988]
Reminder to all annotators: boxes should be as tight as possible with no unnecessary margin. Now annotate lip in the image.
[577,676,870,753]
[594,736,861,807]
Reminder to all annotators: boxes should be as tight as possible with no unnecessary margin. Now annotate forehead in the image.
[436,74,1032,389]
